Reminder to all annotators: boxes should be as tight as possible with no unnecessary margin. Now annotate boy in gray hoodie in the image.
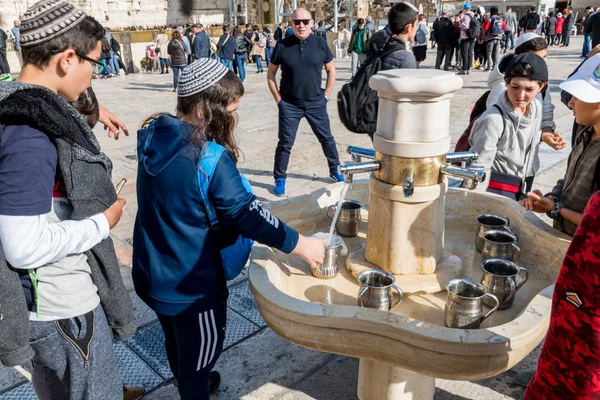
[468,53,548,200]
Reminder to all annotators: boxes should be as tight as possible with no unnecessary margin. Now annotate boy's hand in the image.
[103,198,126,229]
[291,235,326,269]
[519,190,554,213]
[98,104,129,140]
[541,131,566,150]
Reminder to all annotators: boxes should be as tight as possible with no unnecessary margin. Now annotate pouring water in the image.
[327,182,351,246]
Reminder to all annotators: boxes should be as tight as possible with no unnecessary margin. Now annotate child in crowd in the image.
[0,1,134,399]
[367,2,418,70]
[467,53,548,200]
[486,33,566,189]
[133,59,325,400]
[524,190,600,399]
[520,54,600,236]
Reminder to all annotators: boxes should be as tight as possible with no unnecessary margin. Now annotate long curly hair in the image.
[140,70,244,163]
[177,70,244,162]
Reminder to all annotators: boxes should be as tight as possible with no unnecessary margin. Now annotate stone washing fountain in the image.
[248,69,572,399]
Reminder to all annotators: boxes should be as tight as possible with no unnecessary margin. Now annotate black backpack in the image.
[467,15,481,39]
[454,90,491,152]
[337,39,404,134]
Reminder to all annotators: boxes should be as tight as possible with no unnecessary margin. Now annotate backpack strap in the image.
[197,142,226,228]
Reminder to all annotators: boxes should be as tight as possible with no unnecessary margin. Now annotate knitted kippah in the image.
[177,59,229,97]
[20,0,87,48]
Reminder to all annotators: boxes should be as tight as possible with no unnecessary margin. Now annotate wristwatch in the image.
[325,95,330,102]
[546,201,564,221]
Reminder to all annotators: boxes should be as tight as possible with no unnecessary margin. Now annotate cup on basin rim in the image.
[444,278,500,329]
[480,258,529,310]
[481,230,520,264]
[356,269,403,311]
[475,214,512,253]
[327,200,362,237]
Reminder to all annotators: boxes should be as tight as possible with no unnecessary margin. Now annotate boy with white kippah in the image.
[521,53,600,236]
[0,0,135,398]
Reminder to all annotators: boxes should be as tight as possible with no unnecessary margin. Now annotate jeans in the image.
[220,58,233,71]
[29,306,122,400]
[265,47,273,65]
[172,64,186,89]
[486,40,500,69]
[583,33,592,56]
[235,53,247,81]
[274,97,340,179]
[460,38,475,71]
[351,51,366,76]
[254,55,263,71]
[158,299,226,400]
[108,50,120,75]
[435,43,452,70]
[503,30,514,51]
[160,57,169,73]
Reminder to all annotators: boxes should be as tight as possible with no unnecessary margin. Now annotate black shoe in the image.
[209,371,221,393]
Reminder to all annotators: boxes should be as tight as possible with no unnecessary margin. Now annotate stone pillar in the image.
[358,359,436,400]
[120,32,138,74]
[364,69,463,275]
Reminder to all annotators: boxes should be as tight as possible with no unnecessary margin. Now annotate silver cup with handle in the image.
[480,258,529,310]
[356,270,403,311]
[445,279,500,329]
[475,214,512,252]
[327,200,362,237]
[481,230,521,264]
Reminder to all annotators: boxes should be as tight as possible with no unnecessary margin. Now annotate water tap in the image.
[338,161,381,184]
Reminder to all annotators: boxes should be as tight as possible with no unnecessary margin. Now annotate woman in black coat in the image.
[168,31,188,92]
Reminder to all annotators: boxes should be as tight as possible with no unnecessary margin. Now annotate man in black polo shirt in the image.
[268,8,343,197]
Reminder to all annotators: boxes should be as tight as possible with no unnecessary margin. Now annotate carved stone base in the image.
[347,245,462,295]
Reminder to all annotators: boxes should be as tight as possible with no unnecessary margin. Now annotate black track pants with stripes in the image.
[157,299,227,400]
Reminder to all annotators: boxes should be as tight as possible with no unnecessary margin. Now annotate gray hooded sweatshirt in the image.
[469,91,542,191]
[486,57,554,177]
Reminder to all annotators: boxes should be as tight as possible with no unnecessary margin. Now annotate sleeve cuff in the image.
[90,213,110,240]
[279,225,300,254]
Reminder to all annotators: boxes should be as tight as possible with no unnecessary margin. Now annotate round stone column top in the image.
[370,69,464,98]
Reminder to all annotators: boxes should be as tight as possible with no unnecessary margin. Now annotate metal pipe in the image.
[445,151,478,164]
[440,166,486,189]
[338,161,381,183]
[346,146,376,160]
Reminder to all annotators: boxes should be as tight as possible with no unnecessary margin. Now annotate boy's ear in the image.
[539,82,548,91]
[56,48,77,75]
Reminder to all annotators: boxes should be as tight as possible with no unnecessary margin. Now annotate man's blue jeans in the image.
[220,58,233,71]
[109,51,120,75]
[274,97,340,179]
[583,33,592,57]
[235,53,247,82]
[265,47,273,65]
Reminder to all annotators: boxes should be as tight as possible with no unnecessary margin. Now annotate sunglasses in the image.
[293,19,311,26]
[50,49,104,67]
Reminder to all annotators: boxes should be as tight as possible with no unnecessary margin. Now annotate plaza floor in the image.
[0,36,586,400]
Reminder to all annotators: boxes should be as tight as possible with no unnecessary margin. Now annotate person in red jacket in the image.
[555,13,565,45]
[524,190,600,399]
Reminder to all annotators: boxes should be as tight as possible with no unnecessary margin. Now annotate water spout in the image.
[338,161,381,183]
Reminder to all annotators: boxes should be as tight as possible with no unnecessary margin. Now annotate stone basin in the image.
[249,181,571,399]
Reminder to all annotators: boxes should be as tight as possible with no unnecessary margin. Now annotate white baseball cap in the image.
[515,33,540,49]
[559,54,600,103]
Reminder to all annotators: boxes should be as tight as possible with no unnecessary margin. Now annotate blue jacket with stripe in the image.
[132,115,299,315]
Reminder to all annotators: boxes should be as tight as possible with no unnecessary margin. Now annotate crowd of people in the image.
[0,0,599,400]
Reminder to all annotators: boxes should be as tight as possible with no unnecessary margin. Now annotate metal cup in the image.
[481,230,521,264]
[357,270,403,311]
[475,214,512,253]
[327,200,362,237]
[480,259,529,310]
[444,279,500,329]
[311,243,340,279]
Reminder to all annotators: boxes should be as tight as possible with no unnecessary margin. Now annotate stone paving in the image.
[0,36,586,399]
